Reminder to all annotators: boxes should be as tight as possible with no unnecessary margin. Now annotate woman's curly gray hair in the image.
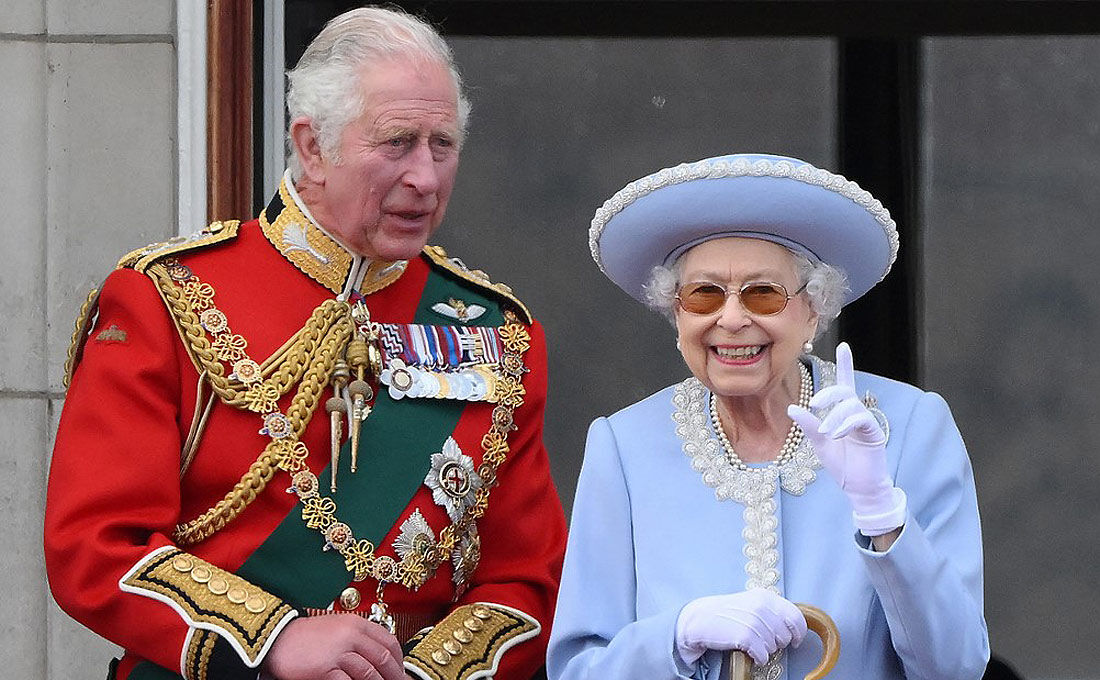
[642,249,848,338]
[286,7,471,181]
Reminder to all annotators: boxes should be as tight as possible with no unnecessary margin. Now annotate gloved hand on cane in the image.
[675,589,807,666]
[787,342,907,537]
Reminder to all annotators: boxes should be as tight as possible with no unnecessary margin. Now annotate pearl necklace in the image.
[709,361,813,471]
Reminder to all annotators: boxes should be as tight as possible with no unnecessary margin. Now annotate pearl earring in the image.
[802,340,813,354]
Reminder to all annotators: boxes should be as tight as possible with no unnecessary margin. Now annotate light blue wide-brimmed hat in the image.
[589,153,899,306]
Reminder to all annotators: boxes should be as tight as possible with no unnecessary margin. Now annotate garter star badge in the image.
[425,437,482,522]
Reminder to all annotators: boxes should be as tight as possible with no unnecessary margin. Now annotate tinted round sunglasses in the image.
[675,280,808,316]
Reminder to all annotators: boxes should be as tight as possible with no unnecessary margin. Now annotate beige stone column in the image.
[1,1,177,678]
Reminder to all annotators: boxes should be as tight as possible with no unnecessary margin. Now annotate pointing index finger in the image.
[835,342,856,390]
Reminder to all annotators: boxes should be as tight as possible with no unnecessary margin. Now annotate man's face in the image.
[316,57,461,261]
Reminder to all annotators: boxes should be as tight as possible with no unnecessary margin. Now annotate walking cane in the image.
[727,604,840,680]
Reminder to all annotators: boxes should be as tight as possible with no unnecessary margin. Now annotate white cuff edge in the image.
[118,545,299,672]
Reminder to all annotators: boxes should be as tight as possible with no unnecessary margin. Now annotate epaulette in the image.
[421,245,532,324]
[63,221,242,387]
[116,219,241,272]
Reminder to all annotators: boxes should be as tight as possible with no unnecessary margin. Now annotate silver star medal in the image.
[393,509,436,562]
[451,525,481,600]
[425,437,482,522]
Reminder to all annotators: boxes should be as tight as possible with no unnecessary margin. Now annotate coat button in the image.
[442,639,462,655]
[207,578,229,595]
[472,606,492,619]
[339,586,361,610]
[453,628,473,643]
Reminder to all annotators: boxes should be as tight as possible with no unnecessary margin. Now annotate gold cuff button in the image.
[172,556,194,572]
[453,628,473,644]
[245,596,268,614]
[431,650,451,666]
[190,566,211,583]
[227,588,248,604]
[442,639,462,655]
[472,606,492,619]
[464,617,484,632]
[207,578,229,595]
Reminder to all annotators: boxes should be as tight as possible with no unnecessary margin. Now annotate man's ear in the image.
[289,116,326,184]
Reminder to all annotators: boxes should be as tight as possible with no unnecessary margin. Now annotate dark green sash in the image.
[128,266,504,679]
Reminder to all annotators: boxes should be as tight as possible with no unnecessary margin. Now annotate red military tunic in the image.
[45,180,567,680]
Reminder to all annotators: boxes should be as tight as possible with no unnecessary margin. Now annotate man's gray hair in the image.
[642,249,849,338]
[285,6,471,180]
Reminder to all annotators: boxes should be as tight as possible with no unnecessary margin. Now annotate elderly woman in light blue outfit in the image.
[547,154,989,680]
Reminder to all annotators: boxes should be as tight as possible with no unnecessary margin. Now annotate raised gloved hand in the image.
[787,342,906,536]
[675,589,807,666]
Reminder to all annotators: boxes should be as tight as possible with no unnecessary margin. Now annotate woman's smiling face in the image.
[674,237,818,400]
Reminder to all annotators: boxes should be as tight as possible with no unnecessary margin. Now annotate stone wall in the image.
[0,1,176,677]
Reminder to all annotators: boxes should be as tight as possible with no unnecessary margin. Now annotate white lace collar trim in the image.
[673,356,837,504]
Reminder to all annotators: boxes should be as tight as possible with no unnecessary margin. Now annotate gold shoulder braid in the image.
[62,287,102,388]
[119,220,241,273]
[147,260,351,412]
[156,261,354,544]
[62,221,241,389]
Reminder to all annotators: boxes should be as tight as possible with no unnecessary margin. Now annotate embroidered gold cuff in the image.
[404,603,540,680]
[183,629,218,680]
[119,547,296,668]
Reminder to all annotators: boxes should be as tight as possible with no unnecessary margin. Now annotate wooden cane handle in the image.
[727,603,840,680]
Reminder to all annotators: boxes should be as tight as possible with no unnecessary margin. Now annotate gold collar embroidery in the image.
[260,179,407,296]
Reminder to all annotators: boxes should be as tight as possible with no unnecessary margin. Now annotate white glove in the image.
[787,342,906,536]
[675,589,807,666]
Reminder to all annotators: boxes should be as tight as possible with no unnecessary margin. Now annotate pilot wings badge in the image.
[431,297,486,323]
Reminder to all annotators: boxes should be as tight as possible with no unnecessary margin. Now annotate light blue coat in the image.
[547,359,989,680]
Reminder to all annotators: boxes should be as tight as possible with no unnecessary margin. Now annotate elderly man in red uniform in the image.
[44,7,567,680]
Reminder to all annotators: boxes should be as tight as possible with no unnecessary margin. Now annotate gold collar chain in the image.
[285,309,531,596]
[160,259,534,607]
[158,260,355,544]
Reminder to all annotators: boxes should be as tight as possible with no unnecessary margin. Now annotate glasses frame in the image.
[675,280,809,316]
